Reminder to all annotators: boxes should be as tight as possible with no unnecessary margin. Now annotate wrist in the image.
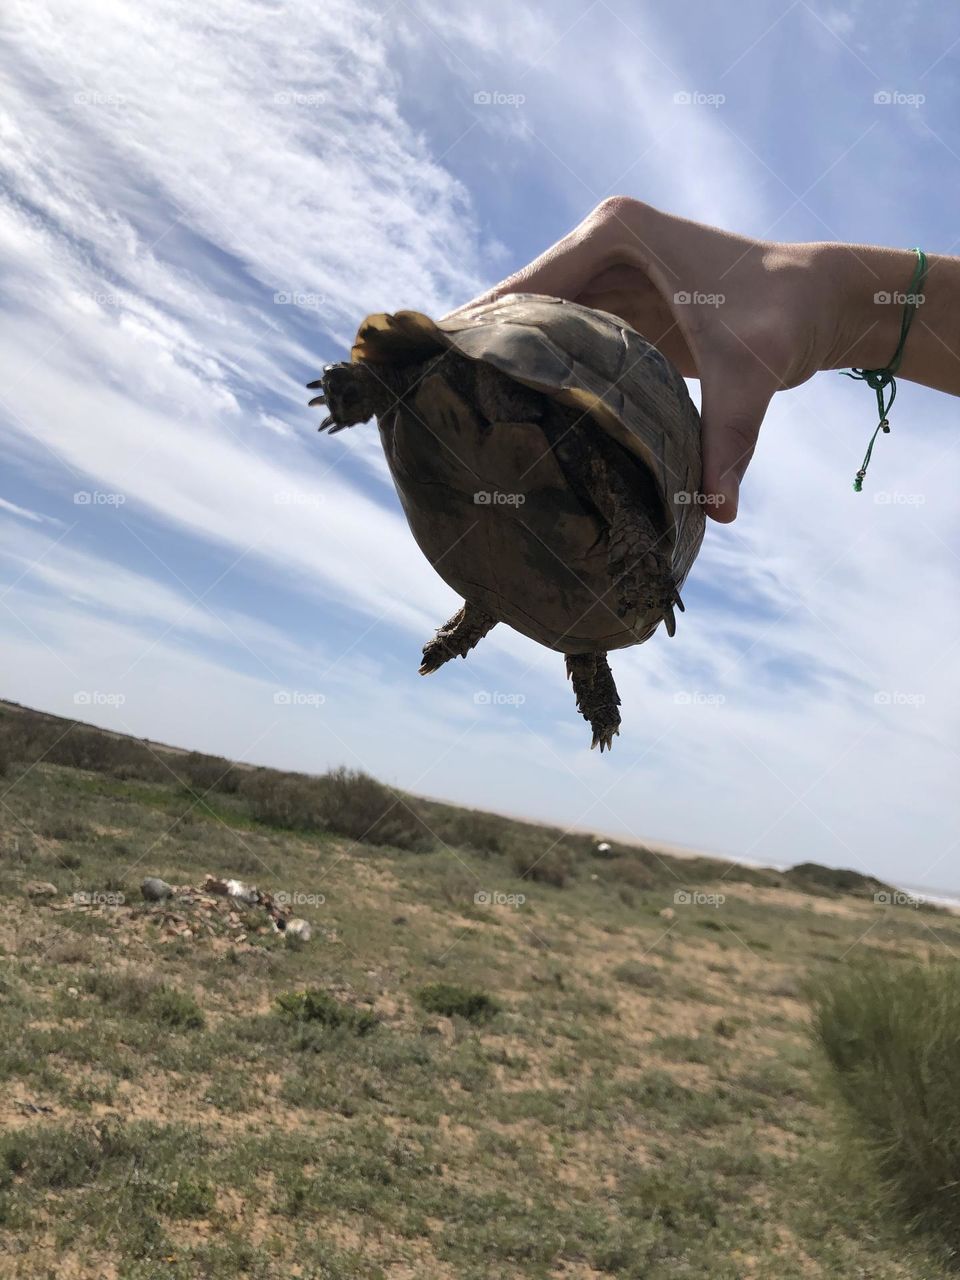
[801,241,922,373]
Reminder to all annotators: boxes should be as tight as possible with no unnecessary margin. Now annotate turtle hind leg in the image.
[420,602,498,675]
[566,653,621,752]
[308,361,411,432]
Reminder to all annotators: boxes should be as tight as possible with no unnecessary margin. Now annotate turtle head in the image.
[307,361,404,433]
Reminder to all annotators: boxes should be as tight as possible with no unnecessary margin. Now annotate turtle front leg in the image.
[565,653,621,752]
[307,361,411,433]
[419,602,498,675]
[607,501,682,637]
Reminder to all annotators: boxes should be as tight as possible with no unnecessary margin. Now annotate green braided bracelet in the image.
[841,247,928,492]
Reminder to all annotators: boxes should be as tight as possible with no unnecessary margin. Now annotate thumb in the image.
[698,366,774,523]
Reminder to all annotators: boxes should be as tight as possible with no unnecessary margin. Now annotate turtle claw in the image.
[674,589,685,612]
[419,641,448,675]
[306,378,324,390]
[308,393,327,407]
[591,726,620,752]
[317,415,334,433]
[662,604,677,638]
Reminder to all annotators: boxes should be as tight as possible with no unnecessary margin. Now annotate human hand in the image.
[458,198,921,521]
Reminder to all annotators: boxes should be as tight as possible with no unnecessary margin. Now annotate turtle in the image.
[307,293,705,751]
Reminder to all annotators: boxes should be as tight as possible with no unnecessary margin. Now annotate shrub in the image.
[432,809,505,855]
[276,988,377,1035]
[240,770,324,829]
[510,846,570,888]
[176,751,242,795]
[416,983,498,1022]
[240,766,434,852]
[315,767,434,852]
[613,960,664,991]
[83,971,204,1029]
[809,957,960,1252]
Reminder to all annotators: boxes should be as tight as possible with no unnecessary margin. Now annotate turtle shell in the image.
[350,293,704,654]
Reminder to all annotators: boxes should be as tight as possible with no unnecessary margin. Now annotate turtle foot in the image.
[419,603,499,675]
[307,361,403,431]
[566,653,622,752]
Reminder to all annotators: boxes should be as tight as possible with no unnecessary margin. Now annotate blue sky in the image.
[0,0,958,888]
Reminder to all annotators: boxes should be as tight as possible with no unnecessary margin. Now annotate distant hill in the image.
[0,697,903,903]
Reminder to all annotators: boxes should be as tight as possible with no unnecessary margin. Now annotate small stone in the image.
[659,907,675,921]
[141,877,173,902]
[285,918,312,942]
[66,986,79,998]
[391,915,408,926]
[24,881,59,900]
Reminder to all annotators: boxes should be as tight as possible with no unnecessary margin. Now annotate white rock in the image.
[285,917,312,941]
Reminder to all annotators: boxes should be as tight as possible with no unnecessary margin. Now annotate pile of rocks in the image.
[33,874,313,945]
[139,875,313,944]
